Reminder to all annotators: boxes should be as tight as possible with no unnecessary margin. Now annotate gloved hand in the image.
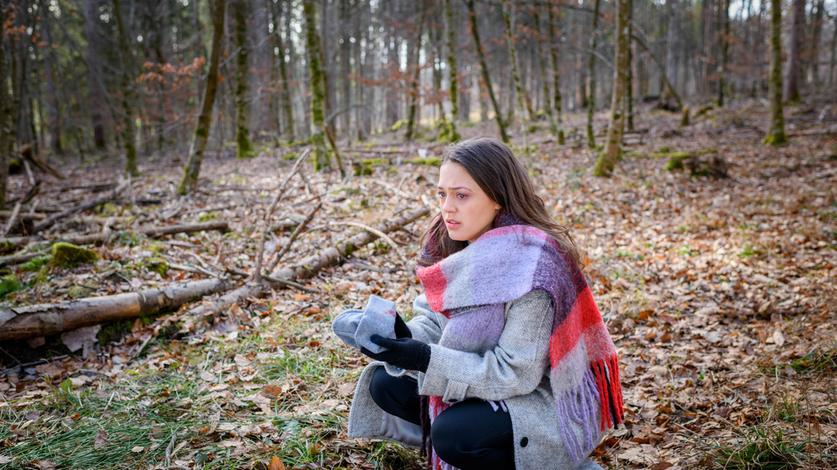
[394,313,412,339]
[360,334,431,372]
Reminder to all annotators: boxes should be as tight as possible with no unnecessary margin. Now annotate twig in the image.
[3,201,21,237]
[266,201,322,273]
[332,221,408,264]
[251,149,310,283]
[33,179,131,233]
[262,274,319,293]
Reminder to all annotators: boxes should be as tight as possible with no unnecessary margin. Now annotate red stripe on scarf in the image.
[417,263,448,313]
[548,286,605,366]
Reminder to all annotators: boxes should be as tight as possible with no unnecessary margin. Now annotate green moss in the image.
[50,242,98,268]
[197,211,217,222]
[434,118,460,143]
[763,132,788,146]
[143,257,169,277]
[20,255,51,272]
[408,157,442,166]
[680,106,690,126]
[68,285,94,299]
[664,152,692,171]
[0,240,17,255]
[389,119,408,132]
[354,158,389,176]
[96,202,122,217]
[0,274,22,298]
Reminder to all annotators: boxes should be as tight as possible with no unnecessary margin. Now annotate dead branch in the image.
[251,149,310,283]
[0,221,230,253]
[33,179,131,234]
[187,206,430,318]
[266,201,322,273]
[0,279,232,341]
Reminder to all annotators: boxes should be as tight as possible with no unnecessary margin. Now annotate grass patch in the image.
[0,273,22,298]
[789,349,836,375]
[714,426,806,469]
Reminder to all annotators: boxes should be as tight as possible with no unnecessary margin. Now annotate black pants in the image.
[369,367,515,470]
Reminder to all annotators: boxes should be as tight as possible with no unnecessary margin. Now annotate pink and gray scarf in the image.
[416,218,624,468]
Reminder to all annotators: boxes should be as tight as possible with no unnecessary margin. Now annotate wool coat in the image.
[346,291,605,470]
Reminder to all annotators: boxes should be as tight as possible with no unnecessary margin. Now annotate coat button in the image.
[520,437,528,447]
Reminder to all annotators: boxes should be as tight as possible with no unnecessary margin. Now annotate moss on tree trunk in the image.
[546,4,565,144]
[112,0,139,177]
[303,0,331,171]
[466,0,509,143]
[233,0,255,159]
[594,0,629,177]
[443,0,460,140]
[586,0,601,149]
[765,0,787,146]
[178,0,226,195]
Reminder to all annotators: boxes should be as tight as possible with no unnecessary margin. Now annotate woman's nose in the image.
[442,196,455,212]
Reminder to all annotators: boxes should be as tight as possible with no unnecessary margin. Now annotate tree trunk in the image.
[465,0,509,143]
[718,0,730,106]
[40,0,63,157]
[765,0,787,145]
[339,0,352,141]
[809,0,825,86]
[303,0,331,171]
[586,0,601,149]
[112,0,139,176]
[233,0,255,158]
[405,4,426,142]
[443,0,460,139]
[0,279,232,341]
[270,0,295,140]
[178,0,227,195]
[501,0,533,124]
[83,0,107,150]
[784,0,805,102]
[0,4,11,208]
[625,0,634,131]
[594,0,628,176]
[830,12,837,87]
[546,4,564,144]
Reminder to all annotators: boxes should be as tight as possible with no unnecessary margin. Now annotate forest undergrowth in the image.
[0,101,834,469]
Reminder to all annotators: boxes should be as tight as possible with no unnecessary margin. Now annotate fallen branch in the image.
[187,206,430,318]
[0,221,230,253]
[251,149,309,283]
[0,279,232,341]
[266,200,322,273]
[33,179,130,233]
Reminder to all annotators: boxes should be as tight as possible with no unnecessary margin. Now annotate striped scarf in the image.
[416,220,624,468]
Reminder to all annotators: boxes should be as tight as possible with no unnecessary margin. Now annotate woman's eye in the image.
[456,193,467,200]
[437,192,446,199]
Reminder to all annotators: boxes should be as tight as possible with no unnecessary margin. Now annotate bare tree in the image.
[465,0,509,143]
[765,0,787,145]
[594,0,628,176]
[233,0,255,158]
[784,0,805,102]
[178,0,227,195]
[0,2,12,208]
[303,0,331,170]
[586,0,601,149]
[112,0,139,176]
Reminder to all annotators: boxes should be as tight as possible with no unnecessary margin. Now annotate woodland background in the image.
[0,0,834,468]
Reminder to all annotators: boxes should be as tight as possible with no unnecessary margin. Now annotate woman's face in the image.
[437,161,501,243]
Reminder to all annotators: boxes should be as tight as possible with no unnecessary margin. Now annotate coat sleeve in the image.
[417,289,553,402]
[405,293,446,345]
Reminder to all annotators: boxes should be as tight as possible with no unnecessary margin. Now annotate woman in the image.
[343,138,623,469]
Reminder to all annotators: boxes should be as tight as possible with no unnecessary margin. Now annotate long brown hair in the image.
[418,137,580,266]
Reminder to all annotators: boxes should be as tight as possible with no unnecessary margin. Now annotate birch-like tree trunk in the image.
[465,0,509,143]
[594,0,629,176]
[178,0,227,194]
[765,0,787,145]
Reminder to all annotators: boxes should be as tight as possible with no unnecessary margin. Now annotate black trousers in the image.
[369,366,516,470]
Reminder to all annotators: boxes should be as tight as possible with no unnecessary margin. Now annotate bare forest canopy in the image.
[0,0,835,469]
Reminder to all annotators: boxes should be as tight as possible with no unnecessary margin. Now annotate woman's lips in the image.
[445,220,460,228]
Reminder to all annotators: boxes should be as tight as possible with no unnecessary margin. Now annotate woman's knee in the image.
[368,367,393,408]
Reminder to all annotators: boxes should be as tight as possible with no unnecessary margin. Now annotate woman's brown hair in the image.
[418,137,580,266]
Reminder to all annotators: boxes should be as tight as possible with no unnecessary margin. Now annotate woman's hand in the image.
[360,334,431,372]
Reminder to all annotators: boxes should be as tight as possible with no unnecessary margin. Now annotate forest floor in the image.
[0,99,835,469]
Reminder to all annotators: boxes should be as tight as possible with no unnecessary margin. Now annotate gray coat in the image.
[347,291,605,470]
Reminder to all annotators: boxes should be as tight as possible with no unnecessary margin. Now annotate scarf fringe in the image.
[553,354,624,463]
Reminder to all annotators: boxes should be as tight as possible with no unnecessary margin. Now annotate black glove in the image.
[360,334,431,372]
[394,313,412,339]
